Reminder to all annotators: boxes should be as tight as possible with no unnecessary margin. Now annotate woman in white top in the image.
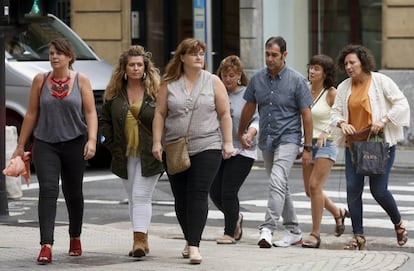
[302,54,349,248]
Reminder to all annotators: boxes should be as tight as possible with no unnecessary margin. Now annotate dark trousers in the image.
[32,135,86,245]
[166,150,222,247]
[210,155,254,236]
[345,145,401,235]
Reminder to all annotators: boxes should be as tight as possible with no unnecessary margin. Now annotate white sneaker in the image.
[273,230,302,247]
[257,228,272,248]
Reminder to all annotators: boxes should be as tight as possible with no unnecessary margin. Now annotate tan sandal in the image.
[234,213,243,241]
[216,234,236,244]
[182,243,189,258]
[344,235,366,250]
[302,233,321,248]
[395,221,408,246]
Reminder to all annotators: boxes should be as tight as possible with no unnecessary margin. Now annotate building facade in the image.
[66,0,414,142]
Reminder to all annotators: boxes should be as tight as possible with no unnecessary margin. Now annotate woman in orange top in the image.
[331,44,410,250]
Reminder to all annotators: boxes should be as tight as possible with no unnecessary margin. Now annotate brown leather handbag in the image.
[165,137,190,175]
[345,126,372,147]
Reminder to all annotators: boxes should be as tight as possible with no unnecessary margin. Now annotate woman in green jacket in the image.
[100,46,163,258]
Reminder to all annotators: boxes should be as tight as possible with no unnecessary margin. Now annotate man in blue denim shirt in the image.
[239,36,313,248]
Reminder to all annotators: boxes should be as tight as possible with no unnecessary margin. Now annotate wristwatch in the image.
[303,145,312,152]
[380,117,388,125]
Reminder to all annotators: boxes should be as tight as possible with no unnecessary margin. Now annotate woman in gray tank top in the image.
[11,38,98,264]
[152,38,233,264]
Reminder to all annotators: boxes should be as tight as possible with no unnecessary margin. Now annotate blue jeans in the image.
[345,145,401,235]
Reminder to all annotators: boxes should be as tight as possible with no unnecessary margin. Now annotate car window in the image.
[4,15,96,61]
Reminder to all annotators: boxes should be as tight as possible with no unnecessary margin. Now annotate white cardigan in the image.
[330,72,410,147]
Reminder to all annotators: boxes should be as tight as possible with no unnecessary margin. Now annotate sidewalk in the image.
[1,147,413,270]
[0,221,413,271]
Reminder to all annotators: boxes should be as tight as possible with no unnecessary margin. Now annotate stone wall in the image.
[380,70,414,146]
[71,0,130,66]
[239,0,263,79]
[382,0,414,69]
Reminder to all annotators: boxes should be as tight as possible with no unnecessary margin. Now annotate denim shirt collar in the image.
[265,62,287,80]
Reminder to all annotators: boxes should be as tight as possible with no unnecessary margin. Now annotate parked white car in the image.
[5,14,113,167]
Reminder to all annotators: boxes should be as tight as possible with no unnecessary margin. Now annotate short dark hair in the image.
[336,44,375,73]
[265,36,286,53]
[50,38,76,69]
[308,54,336,88]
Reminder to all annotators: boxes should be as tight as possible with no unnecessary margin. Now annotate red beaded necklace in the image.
[50,74,71,98]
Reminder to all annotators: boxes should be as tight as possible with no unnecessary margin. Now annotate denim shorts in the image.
[311,138,338,162]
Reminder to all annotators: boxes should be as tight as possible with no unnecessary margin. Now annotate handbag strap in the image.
[367,130,385,142]
[130,108,153,136]
[121,90,153,136]
[185,88,202,136]
[311,88,327,108]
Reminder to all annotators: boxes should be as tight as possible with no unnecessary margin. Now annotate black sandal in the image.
[395,221,408,246]
[334,208,350,237]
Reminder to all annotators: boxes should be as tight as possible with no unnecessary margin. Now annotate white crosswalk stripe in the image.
[165,186,414,230]
[15,173,413,231]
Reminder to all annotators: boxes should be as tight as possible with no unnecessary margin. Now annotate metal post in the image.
[0,29,11,220]
[205,0,212,73]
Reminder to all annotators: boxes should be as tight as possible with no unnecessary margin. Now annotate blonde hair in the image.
[104,45,160,100]
[162,38,207,83]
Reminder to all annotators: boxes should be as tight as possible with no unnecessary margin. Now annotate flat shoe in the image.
[234,213,243,241]
[216,235,236,244]
[188,246,202,264]
[182,243,189,258]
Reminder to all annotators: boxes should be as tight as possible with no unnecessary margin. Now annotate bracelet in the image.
[337,121,345,128]
[380,117,388,125]
[322,128,331,134]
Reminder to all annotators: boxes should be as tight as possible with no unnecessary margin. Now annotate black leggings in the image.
[166,150,222,247]
[32,135,86,245]
[210,155,254,236]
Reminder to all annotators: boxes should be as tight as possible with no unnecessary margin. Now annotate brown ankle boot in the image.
[132,232,146,257]
[143,232,149,254]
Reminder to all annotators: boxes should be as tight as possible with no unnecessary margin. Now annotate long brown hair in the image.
[162,38,207,84]
[104,45,160,100]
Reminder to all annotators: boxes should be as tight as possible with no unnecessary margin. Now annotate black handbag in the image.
[351,131,390,176]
